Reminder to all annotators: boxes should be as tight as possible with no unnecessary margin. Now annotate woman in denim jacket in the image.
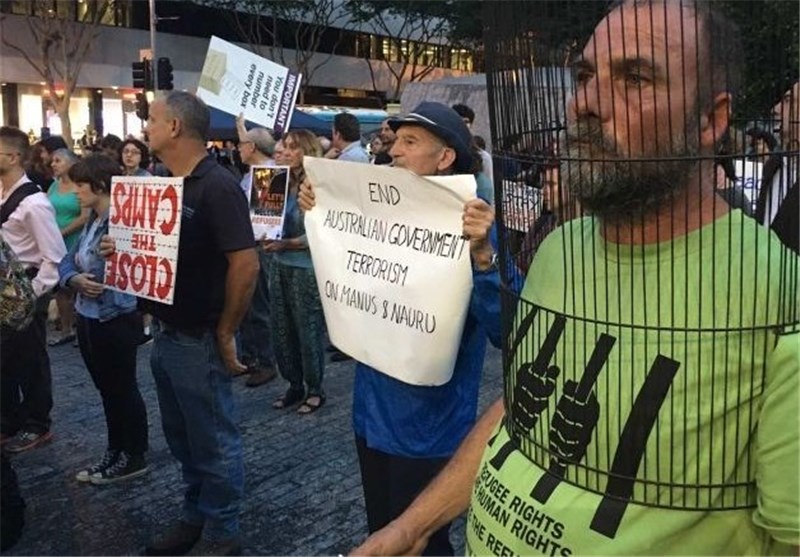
[58,154,149,485]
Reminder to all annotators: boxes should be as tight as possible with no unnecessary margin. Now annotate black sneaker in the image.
[75,449,120,482]
[89,451,148,485]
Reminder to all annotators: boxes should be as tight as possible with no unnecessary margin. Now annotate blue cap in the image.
[388,102,474,173]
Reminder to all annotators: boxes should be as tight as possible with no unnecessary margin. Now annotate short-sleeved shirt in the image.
[142,155,255,329]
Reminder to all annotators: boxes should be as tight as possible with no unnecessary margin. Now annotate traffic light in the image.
[132,59,153,91]
[157,57,174,91]
[135,92,149,121]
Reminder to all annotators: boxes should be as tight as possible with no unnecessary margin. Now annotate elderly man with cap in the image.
[299,101,501,556]
[236,121,279,387]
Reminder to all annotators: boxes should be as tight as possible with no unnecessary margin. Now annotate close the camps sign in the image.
[105,176,183,305]
[304,158,476,386]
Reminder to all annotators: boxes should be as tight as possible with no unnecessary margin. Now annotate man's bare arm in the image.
[217,247,258,374]
[351,397,505,556]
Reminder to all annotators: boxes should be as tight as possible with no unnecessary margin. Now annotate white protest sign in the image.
[304,158,476,386]
[247,165,290,240]
[105,176,183,305]
[196,36,302,133]
[502,179,541,232]
[733,159,763,214]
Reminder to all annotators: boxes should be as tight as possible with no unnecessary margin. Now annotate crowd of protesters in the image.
[1,10,798,549]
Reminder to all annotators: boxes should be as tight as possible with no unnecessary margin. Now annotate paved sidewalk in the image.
[5,339,503,556]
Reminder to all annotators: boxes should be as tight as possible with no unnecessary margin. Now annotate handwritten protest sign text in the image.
[304,158,476,386]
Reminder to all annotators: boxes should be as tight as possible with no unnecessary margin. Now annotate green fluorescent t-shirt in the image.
[466,210,799,555]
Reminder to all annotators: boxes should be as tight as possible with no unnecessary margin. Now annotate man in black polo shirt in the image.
[102,91,258,556]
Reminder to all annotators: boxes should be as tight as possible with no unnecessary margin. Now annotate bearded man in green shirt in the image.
[351,1,799,555]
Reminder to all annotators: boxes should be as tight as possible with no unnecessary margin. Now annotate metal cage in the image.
[483,0,799,533]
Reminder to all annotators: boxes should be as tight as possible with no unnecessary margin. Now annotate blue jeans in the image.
[150,324,244,541]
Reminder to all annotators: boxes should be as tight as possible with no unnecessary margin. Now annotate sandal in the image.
[48,333,76,347]
[272,388,305,409]
[297,395,326,415]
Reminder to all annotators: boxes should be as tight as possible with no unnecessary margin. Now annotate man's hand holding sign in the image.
[462,199,495,271]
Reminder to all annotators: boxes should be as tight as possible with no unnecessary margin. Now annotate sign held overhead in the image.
[197,36,302,134]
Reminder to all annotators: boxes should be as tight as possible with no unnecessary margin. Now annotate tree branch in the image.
[0,18,47,78]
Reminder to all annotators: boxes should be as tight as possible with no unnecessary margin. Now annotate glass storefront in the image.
[5,85,144,144]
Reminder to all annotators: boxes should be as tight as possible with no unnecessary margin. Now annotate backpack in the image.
[0,182,41,331]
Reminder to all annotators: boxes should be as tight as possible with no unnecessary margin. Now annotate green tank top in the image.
[47,180,82,251]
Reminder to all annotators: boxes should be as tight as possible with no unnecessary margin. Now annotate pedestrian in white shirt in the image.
[0,126,67,454]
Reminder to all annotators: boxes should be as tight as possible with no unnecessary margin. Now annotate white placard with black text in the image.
[304,158,477,386]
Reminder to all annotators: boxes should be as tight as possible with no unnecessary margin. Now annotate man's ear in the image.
[699,92,731,150]
[437,146,457,172]
[170,117,182,139]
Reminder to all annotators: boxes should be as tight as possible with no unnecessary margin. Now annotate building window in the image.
[115,1,131,26]
[381,38,396,62]
[450,48,473,71]
[33,1,56,17]
[4,1,31,15]
[74,0,131,26]
[354,33,372,58]
[56,0,77,20]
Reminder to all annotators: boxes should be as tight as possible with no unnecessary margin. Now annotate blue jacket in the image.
[352,262,503,458]
[58,210,138,322]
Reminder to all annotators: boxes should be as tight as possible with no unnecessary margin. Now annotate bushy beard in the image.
[563,119,699,222]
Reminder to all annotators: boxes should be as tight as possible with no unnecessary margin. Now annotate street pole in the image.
[149,0,157,90]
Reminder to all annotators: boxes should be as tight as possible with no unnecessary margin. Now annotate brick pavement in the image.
[5,339,503,556]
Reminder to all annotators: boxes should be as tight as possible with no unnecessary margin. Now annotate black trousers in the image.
[355,436,454,556]
[76,312,148,455]
[0,294,52,436]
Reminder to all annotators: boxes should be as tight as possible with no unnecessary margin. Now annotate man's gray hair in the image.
[162,91,210,141]
[246,128,276,156]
